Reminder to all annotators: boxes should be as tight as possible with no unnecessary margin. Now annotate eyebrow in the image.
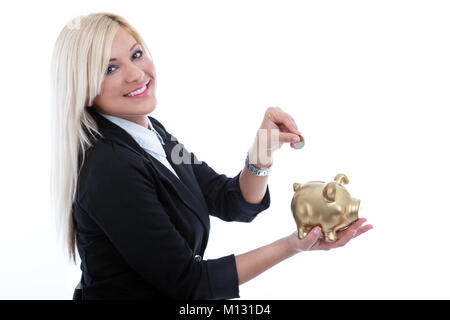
[109,43,140,62]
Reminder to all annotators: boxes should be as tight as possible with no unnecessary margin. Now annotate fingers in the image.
[336,218,370,240]
[335,229,357,247]
[279,132,302,144]
[262,107,303,149]
[342,218,366,235]
[321,231,354,251]
[304,226,322,250]
[287,118,301,136]
[327,219,373,249]
[350,218,367,229]
[294,226,322,251]
[352,224,373,238]
[346,218,373,237]
[266,106,302,137]
[312,219,373,251]
[277,123,302,146]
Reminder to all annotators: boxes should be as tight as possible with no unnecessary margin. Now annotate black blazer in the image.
[73,108,271,300]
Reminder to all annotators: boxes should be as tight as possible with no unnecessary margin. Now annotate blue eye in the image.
[106,65,116,75]
[106,50,144,75]
[133,50,143,59]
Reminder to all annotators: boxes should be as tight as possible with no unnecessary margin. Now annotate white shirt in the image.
[98,112,180,180]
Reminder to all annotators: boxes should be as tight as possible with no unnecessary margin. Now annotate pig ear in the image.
[322,182,336,202]
[293,183,301,192]
[334,174,349,185]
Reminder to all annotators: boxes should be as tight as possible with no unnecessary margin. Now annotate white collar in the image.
[98,112,166,158]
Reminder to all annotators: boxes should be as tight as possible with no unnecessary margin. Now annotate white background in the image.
[0,0,449,299]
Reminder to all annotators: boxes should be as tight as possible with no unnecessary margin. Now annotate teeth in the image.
[125,83,148,96]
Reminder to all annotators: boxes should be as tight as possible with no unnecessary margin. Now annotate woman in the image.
[50,12,372,300]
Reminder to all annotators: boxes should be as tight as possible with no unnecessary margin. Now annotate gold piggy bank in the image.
[291,174,360,243]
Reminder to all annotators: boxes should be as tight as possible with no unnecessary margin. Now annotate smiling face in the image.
[89,27,157,127]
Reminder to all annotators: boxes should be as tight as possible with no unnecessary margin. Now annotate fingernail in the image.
[292,136,300,142]
[314,228,321,235]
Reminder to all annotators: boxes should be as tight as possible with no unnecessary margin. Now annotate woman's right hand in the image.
[287,218,373,253]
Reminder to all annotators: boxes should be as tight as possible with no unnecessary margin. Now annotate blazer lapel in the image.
[150,119,211,229]
[87,108,210,231]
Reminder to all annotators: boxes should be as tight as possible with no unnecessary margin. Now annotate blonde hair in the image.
[50,12,152,263]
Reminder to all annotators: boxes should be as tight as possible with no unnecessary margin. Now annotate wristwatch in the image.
[245,150,272,176]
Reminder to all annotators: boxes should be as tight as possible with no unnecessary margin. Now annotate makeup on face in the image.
[123,79,151,98]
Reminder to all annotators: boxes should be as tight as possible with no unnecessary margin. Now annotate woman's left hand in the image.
[249,106,302,168]
[287,218,373,253]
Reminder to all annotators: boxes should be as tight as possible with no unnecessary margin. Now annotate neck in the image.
[118,115,149,128]
[92,107,149,128]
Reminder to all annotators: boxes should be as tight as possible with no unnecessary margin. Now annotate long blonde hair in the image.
[50,12,151,263]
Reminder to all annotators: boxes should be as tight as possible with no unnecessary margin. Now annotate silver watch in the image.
[245,150,272,176]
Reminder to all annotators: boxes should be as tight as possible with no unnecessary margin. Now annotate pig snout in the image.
[346,198,360,222]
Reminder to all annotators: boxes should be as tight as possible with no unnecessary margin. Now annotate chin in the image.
[126,97,157,115]
[144,99,157,114]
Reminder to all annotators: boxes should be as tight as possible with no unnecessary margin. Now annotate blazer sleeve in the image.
[78,142,239,300]
[190,152,271,222]
[155,120,271,223]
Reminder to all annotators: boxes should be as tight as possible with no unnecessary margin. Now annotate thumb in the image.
[304,227,322,250]
[279,132,301,144]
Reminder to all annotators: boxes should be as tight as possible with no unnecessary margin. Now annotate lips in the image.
[123,80,150,96]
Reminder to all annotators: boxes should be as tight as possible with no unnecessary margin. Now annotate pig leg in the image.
[324,230,338,243]
[297,226,308,239]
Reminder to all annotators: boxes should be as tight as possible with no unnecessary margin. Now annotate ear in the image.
[322,182,336,202]
[293,183,301,192]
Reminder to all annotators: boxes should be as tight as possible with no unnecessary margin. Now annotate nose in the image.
[125,63,145,84]
[349,198,360,217]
